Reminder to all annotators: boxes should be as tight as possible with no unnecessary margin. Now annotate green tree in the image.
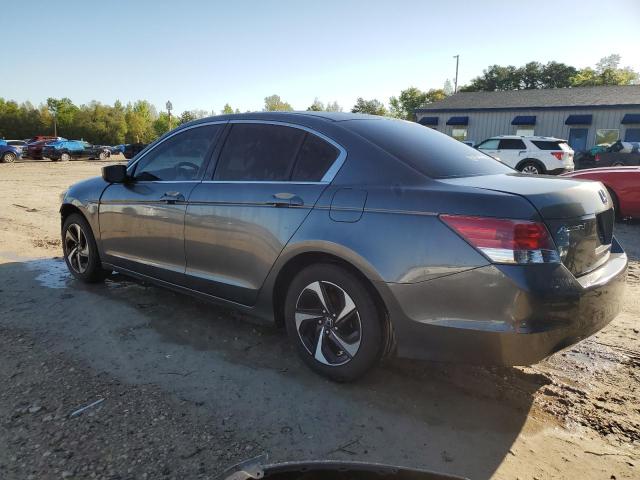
[263,94,293,111]
[540,62,578,88]
[307,98,325,111]
[351,98,387,116]
[222,103,235,114]
[572,54,639,86]
[325,101,342,112]
[389,88,446,121]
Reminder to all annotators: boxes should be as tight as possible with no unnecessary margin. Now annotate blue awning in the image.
[621,113,640,124]
[565,114,593,125]
[418,116,438,126]
[511,115,536,125]
[446,116,468,126]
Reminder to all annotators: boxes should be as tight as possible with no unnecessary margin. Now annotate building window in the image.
[516,127,535,136]
[451,128,467,141]
[595,129,619,146]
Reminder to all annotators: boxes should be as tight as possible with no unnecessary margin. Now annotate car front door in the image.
[476,138,500,160]
[99,123,224,283]
[183,122,344,305]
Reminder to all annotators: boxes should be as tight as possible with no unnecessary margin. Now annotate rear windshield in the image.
[344,119,512,178]
[531,140,571,151]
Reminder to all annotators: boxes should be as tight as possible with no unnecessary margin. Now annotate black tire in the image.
[612,161,625,167]
[284,263,385,382]
[60,152,71,162]
[62,213,108,283]
[518,160,543,175]
[98,150,107,160]
[2,151,17,163]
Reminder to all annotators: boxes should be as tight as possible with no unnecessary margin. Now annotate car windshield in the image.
[345,118,512,178]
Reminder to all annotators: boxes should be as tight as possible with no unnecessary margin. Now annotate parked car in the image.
[5,139,27,153]
[476,135,574,175]
[25,138,66,159]
[561,167,640,220]
[122,142,148,160]
[576,140,640,169]
[26,135,58,144]
[0,144,22,163]
[60,112,626,381]
[43,140,111,161]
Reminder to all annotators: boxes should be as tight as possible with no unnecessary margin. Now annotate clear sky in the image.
[4,0,640,114]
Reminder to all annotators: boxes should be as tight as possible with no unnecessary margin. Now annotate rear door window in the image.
[215,124,306,181]
[291,133,339,182]
[498,139,527,150]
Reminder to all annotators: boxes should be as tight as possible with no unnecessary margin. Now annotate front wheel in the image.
[62,213,108,283]
[1,151,17,163]
[284,264,385,382]
[60,152,71,162]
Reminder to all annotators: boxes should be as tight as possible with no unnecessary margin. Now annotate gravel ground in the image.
[0,160,638,479]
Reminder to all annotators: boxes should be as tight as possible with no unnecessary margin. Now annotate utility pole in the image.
[453,55,460,93]
[166,100,173,131]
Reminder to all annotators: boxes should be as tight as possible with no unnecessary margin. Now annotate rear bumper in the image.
[381,240,627,365]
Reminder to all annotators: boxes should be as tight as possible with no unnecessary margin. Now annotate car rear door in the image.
[183,121,344,305]
[497,138,527,168]
[99,123,224,283]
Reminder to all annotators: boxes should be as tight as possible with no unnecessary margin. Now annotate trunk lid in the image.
[440,173,615,276]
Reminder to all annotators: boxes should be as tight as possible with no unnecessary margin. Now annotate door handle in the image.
[272,192,303,207]
[160,191,185,204]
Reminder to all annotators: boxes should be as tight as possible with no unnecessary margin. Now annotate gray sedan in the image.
[60,112,627,381]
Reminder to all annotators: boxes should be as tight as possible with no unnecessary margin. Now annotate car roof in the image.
[488,135,566,141]
[183,111,384,127]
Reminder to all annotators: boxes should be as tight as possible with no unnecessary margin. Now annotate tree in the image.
[539,62,578,88]
[178,110,197,125]
[519,62,543,89]
[263,94,293,111]
[222,103,235,114]
[307,98,325,111]
[443,79,454,96]
[571,54,639,86]
[389,88,446,121]
[325,101,342,112]
[351,98,387,116]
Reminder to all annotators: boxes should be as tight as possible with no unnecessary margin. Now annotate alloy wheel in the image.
[61,153,71,161]
[3,152,16,163]
[64,223,90,274]
[294,281,362,366]
[522,164,540,174]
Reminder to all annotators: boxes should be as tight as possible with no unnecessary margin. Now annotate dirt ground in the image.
[0,159,638,480]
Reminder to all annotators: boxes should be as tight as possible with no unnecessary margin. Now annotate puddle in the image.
[26,258,71,289]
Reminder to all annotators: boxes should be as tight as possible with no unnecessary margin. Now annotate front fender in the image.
[60,176,110,253]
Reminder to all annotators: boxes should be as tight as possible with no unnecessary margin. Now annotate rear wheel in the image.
[98,150,109,160]
[60,152,71,162]
[519,161,543,175]
[62,213,108,282]
[284,264,385,382]
[1,151,16,163]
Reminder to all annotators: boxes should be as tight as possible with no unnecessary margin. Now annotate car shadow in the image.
[0,257,550,480]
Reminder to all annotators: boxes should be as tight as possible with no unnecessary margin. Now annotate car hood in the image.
[439,173,610,220]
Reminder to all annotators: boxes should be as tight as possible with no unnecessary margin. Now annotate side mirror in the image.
[102,164,128,183]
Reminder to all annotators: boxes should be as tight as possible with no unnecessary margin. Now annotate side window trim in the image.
[208,120,347,184]
[126,120,228,178]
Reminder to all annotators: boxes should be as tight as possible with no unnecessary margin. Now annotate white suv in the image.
[476,135,574,175]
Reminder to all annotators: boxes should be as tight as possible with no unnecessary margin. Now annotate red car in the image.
[562,167,640,220]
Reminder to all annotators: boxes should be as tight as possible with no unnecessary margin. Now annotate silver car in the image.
[60,112,627,381]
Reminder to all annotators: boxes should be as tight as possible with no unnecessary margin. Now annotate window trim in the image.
[127,120,347,185]
[210,120,346,184]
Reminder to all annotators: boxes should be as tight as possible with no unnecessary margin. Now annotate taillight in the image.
[551,151,564,161]
[440,215,560,264]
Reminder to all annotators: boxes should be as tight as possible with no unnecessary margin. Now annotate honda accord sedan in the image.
[59,112,628,381]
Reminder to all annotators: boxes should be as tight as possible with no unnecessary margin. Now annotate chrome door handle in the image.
[272,192,303,207]
[160,191,185,204]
